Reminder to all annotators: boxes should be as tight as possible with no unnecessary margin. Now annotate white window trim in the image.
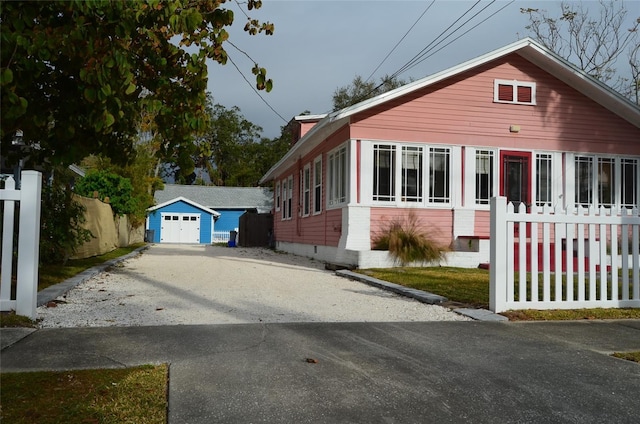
[302,164,311,217]
[493,79,536,105]
[365,141,454,208]
[275,181,280,212]
[313,156,322,215]
[327,144,348,209]
[281,178,288,220]
[281,176,294,220]
[567,153,640,210]
[287,175,293,220]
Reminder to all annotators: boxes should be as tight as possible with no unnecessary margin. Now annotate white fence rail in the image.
[490,196,640,313]
[0,171,43,319]
[212,231,234,243]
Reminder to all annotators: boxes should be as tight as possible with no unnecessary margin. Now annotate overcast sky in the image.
[206,0,639,139]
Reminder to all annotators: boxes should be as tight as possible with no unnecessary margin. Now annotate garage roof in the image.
[154,184,273,213]
[147,196,220,216]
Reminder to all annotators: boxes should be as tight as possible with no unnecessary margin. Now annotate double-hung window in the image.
[402,146,423,202]
[313,156,322,214]
[371,143,451,205]
[475,150,494,204]
[536,153,553,206]
[373,144,395,202]
[281,178,288,219]
[328,145,347,206]
[302,165,311,217]
[575,156,593,206]
[287,175,293,218]
[281,176,293,219]
[621,158,639,208]
[429,147,449,203]
[574,155,639,208]
[597,157,615,206]
[275,181,281,212]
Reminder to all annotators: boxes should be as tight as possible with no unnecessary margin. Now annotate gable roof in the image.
[260,37,640,184]
[153,184,273,212]
[147,196,220,216]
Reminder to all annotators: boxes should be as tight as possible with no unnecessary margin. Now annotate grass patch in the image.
[358,267,640,321]
[611,351,640,363]
[38,243,146,292]
[359,267,490,308]
[0,312,37,328]
[0,364,168,424]
[500,308,640,321]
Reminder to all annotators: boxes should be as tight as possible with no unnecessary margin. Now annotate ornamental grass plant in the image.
[373,212,447,266]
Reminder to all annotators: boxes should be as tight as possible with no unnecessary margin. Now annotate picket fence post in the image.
[489,196,507,312]
[0,171,42,319]
[15,171,42,319]
[0,176,17,309]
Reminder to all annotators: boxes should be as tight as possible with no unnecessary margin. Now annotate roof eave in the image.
[147,196,221,216]
[259,114,349,184]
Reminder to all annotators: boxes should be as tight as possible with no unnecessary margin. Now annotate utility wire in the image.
[217,1,288,125]
[364,0,435,84]
[360,0,511,107]
[391,0,485,79]
[226,53,288,124]
[398,1,515,76]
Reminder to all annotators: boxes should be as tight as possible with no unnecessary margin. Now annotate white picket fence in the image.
[0,171,42,319]
[490,196,640,313]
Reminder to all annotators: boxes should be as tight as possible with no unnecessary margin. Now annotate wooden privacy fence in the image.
[0,171,42,319]
[490,196,640,313]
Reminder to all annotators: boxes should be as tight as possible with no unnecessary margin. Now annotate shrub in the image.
[373,212,447,266]
[40,174,93,265]
[74,170,138,216]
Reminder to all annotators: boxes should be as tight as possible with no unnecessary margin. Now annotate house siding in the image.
[264,44,639,268]
[349,54,639,156]
[215,210,245,232]
[272,126,351,247]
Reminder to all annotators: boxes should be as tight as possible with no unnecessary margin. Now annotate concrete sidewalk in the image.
[2,320,639,423]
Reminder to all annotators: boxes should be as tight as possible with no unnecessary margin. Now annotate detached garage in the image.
[146,196,220,244]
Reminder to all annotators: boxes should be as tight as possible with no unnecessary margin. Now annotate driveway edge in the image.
[335,269,508,322]
[37,244,151,307]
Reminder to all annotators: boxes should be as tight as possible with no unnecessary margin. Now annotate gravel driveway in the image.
[37,244,469,327]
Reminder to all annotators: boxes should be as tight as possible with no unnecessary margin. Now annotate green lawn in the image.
[0,365,168,424]
[38,243,146,291]
[358,266,640,321]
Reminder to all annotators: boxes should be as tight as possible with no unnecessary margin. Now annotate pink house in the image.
[259,38,640,268]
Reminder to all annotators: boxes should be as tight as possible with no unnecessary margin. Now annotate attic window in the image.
[494,80,536,105]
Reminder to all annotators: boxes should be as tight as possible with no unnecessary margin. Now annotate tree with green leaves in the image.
[194,103,263,186]
[332,74,409,110]
[74,170,138,217]
[521,0,639,103]
[1,0,274,170]
[39,168,93,265]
